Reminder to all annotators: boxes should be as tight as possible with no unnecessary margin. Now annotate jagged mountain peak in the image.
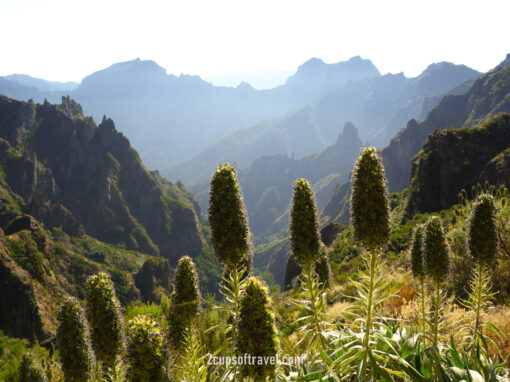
[497,53,510,68]
[336,121,359,144]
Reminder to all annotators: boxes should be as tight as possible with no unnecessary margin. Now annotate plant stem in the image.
[420,276,427,340]
[362,250,378,376]
[432,283,441,348]
[472,263,484,350]
[303,265,325,350]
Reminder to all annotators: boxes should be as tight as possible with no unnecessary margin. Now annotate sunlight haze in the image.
[1,0,509,83]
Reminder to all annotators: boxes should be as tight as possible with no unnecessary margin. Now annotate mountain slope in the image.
[169,61,480,186]
[0,57,380,171]
[382,63,510,192]
[405,113,510,216]
[0,95,205,264]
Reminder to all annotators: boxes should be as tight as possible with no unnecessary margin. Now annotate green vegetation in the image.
[85,273,125,368]
[56,296,96,382]
[289,178,321,270]
[18,352,47,382]
[168,256,200,350]
[208,163,252,269]
[126,315,166,382]
[237,277,279,380]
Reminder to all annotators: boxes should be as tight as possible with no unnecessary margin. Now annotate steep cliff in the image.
[405,113,510,216]
[0,95,204,264]
[382,64,510,192]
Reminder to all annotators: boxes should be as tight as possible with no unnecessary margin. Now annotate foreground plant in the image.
[410,224,427,337]
[208,163,253,353]
[168,256,201,351]
[423,216,449,348]
[348,147,392,378]
[126,315,166,382]
[238,277,279,381]
[208,163,252,270]
[461,193,499,351]
[289,178,329,351]
[85,273,125,369]
[56,296,96,382]
[18,352,46,382]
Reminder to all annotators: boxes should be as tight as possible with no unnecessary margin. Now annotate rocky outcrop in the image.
[382,64,510,193]
[0,96,204,265]
[0,228,47,341]
[405,113,510,216]
[479,148,510,187]
[134,257,173,303]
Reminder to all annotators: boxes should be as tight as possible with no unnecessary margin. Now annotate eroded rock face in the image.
[0,96,204,265]
[381,65,510,193]
[405,113,510,217]
[134,257,172,303]
[0,228,47,341]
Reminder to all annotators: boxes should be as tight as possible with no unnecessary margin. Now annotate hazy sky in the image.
[1,0,509,83]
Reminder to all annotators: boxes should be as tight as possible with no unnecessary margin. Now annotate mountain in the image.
[405,113,510,217]
[165,106,329,185]
[4,74,79,92]
[0,95,205,264]
[168,61,480,186]
[314,62,480,147]
[0,95,215,342]
[382,62,510,193]
[0,57,380,171]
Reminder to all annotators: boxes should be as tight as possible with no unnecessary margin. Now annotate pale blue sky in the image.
[1,0,509,83]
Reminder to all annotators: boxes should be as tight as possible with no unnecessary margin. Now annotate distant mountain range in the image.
[320,57,510,228]
[164,61,480,185]
[0,56,480,179]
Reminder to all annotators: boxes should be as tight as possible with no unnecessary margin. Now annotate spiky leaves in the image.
[468,194,498,266]
[423,216,449,284]
[126,315,166,382]
[209,163,252,269]
[168,256,201,350]
[57,296,96,382]
[350,147,390,252]
[18,353,47,382]
[238,277,279,381]
[410,224,425,279]
[85,273,125,368]
[289,178,321,271]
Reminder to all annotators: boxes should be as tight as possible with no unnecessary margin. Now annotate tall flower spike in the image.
[18,352,47,382]
[410,224,425,279]
[168,256,201,350]
[289,178,321,270]
[208,163,252,269]
[423,216,449,284]
[85,272,125,368]
[126,315,166,382]
[468,193,498,266]
[238,277,279,381]
[57,296,96,382]
[350,147,390,252]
